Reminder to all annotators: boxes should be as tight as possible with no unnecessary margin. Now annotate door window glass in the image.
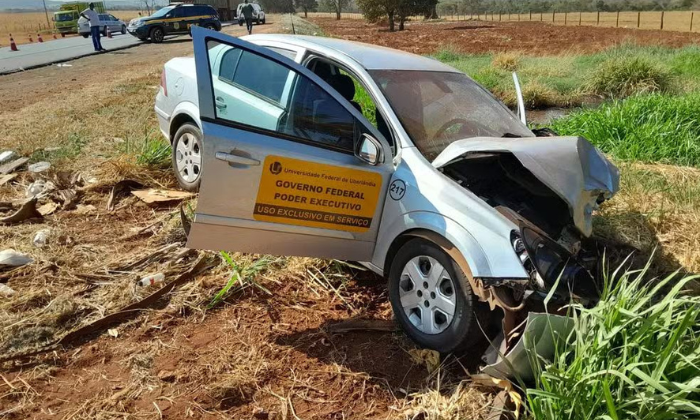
[171,7,186,18]
[266,47,296,60]
[209,41,356,153]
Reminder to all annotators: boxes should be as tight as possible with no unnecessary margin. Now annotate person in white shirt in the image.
[80,3,105,52]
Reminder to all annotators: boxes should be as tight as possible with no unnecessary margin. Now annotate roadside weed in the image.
[209,252,281,308]
[551,93,700,167]
[589,56,672,98]
[526,265,700,419]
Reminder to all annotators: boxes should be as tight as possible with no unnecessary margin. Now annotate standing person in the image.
[80,3,105,52]
[241,0,254,35]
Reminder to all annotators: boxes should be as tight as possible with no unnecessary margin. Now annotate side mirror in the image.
[355,133,383,166]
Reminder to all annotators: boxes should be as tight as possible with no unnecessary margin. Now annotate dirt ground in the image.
[0,18,496,420]
[309,17,700,55]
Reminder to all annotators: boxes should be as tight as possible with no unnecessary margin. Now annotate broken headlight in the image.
[513,228,599,300]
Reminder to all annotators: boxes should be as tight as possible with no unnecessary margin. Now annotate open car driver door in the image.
[186,26,394,261]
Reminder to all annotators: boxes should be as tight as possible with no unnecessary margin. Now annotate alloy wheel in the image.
[175,133,201,183]
[399,255,457,334]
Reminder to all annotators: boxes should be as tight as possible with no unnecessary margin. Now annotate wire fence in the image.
[306,10,700,33]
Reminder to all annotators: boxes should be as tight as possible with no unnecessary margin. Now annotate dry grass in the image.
[594,161,700,273]
[0,10,143,37]
[394,380,494,420]
[492,52,520,71]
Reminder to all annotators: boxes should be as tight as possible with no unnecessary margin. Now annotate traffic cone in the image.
[37,33,43,43]
[10,34,18,51]
[106,26,112,38]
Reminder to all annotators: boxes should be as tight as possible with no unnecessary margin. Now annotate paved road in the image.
[0,33,142,75]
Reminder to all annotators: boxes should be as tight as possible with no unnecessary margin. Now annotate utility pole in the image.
[42,0,51,29]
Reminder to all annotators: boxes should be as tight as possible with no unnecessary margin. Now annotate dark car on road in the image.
[127,3,221,43]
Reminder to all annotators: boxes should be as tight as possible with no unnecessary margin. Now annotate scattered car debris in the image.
[0,150,17,165]
[0,174,18,186]
[33,229,51,248]
[0,283,16,297]
[0,157,29,175]
[37,201,59,216]
[107,179,144,211]
[0,198,43,224]
[132,189,194,205]
[26,180,55,198]
[482,313,574,381]
[138,273,165,287]
[0,249,34,268]
[57,189,79,209]
[28,161,51,173]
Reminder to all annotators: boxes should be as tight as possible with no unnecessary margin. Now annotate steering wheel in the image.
[433,118,494,141]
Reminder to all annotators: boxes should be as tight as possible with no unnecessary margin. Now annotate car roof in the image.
[245,34,460,73]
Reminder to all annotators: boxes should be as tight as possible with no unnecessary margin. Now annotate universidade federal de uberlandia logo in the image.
[269,161,282,175]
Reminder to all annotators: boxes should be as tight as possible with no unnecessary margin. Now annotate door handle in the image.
[215,96,227,110]
[215,151,260,166]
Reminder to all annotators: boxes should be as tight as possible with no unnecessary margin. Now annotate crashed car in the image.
[183,27,619,354]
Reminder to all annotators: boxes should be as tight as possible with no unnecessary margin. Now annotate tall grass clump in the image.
[526,265,700,419]
[590,56,672,98]
[551,93,700,167]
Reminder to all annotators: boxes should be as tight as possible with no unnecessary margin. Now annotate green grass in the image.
[209,252,283,308]
[590,56,672,98]
[431,44,700,108]
[525,265,700,420]
[29,132,89,163]
[119,129,171,168]
[550,93,700,167]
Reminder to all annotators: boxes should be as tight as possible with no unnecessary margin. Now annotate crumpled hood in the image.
[432,136,620,236]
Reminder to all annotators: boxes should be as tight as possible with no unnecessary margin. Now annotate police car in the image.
[127,3,221,43]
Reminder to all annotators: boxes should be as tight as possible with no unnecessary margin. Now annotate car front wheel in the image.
[121,25,127,34]
[150,27,164,43]
[388,238,486,354]
[172,123,202,192]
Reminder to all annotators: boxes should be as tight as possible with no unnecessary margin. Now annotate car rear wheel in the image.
[150,27,164,43]
[388,238,487,354]
[121,25,127,34]
[172,123,202,192]
[82,33,89,38]
[262,17,266,24]
[102,26,107,36]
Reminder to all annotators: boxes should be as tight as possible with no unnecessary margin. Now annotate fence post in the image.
[564,12,567,25]
[579,12,582,25]
[597,11,600,25]
[552,10,555,23]
[616,11,620,27]
[518,13,520,21]
[499,12,501,21]
[541,12,543,21]
[691,12,694,32]
[529,10,532,20]
[637,11,640,28]
[660,10,664,30]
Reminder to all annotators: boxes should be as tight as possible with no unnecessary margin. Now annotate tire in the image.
[388,238,486,354]
[150,26,164,43]
[102,26,107,36]
[82,33,89,38]
[171,123,203,192]
[262,17,266,24]
[256,17,260,24]
[121,25,127,35]
[239,21,243,26]
[204,23,216,30]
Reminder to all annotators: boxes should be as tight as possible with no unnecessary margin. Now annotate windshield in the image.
[150,6,174,18]
[55,13,74,21]
[370,70,533,161]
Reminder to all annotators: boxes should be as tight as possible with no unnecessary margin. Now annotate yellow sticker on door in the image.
[254,156,382,232]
